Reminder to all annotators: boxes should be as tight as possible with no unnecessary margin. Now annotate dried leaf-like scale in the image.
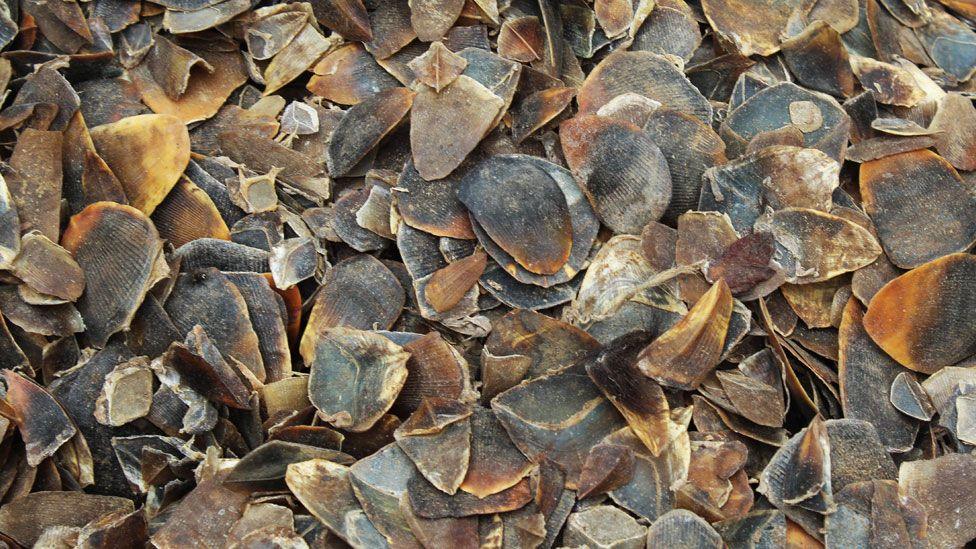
[578,51,712,123]
[303,254,405,334]
[860,149,976,269]
[497,16,544,62]
[327,87,415,178]
[637,280,733,390]
[460,407,533,498]
[62,202,166,348]
[425,251,487,313]
[407,41,467,92]
[165,268,266,381]
[838,299,918,452]
[308,43,400,105]
[864,253,976,373]
[7,129,62,242]
[313,0,372,41]
[411,75,504,180]
[459,155,573,275]
[304,327,410,432]
[561,115,672,235]
[89,114,191,215]
[3,370,76,467]
[11,231,84,302]
[586,331,673,456]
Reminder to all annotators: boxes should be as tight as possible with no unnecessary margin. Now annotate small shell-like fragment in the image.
[912,9,976,82]
[716,356,785,427]
[497,16,544,62]
[364,0,416,59]
[577,443,637,499]
[163,325,253,410]
[564,505,647,549]
[305,327,409,432]
[246,10,308,61]
[313,0,372,41]
[644,109,727,225]
[347,443,421,546]
[757,417,832,526]
[511,86,575,144]
[863,253,976,373]
[675,211,739,303]
[93,356,154,426]
[701,0,796,56]
[262,24,334,95]
[860,149,976,269]
[605,426,691,521]
[394,331,473,416]
[594,0,633,38]
[411,75,504,180]
[470,155,598,287]
[578,51,712,123]
[845,135,936,162]
[410,0,464,42]
[395,160,474,239]
[7,129,62,242]
[706,232,777,296]
[327,87,415,178]
[269,237,317,290]
[89,114,190,215]
[646,510,723,549]
[929,93,976,172]
[561,115,672,234]
[637,279,733,390]
[395,398,472,494]
[165,268,266,380]
[631,6,702,62]
[849,55,925,107]
[780,276,846,328]
[870,117,936,136]
[460,407,533,498]
[781,21,855,98]
[889,371,935,421]
[333,189,388,252]
[425,251,487,313]
[285,459,363,545]
[11,231,85,302]
[226,440,353,482]
[491,367,627,488]
[62,202,167,348]
[713,510,786,548]
[407,41,468,92]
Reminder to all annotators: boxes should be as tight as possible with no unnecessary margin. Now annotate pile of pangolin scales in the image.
[0,0,973,547]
